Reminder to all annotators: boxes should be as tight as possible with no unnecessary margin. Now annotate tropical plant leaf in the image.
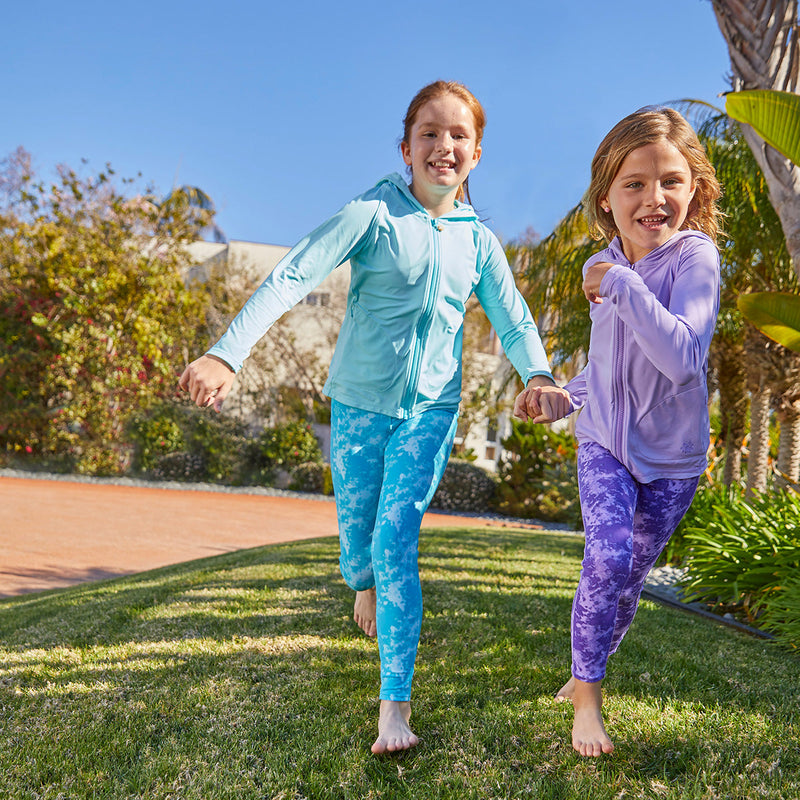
[725,90,800,165]
[737,292,800,352]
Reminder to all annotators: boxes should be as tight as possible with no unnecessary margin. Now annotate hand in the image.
[583,261,615,304]
[513,379,572,424]
[178,354,235,412]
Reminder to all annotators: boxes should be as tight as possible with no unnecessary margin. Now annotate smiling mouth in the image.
[638,215,669,229]
[430,160,455,169]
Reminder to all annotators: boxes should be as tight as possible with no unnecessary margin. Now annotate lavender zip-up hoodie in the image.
[564,230,720,483]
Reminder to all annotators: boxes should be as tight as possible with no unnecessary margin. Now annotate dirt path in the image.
[0,475,536,598]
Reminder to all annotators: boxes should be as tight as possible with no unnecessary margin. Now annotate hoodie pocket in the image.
[633,385,708,461]
[328,301,401,393]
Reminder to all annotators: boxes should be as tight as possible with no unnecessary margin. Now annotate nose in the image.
[647,182,666,206]
[436,133,454,152]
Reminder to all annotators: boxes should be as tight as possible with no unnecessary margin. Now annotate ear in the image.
[599,196,611,214]
[401,140,412,167]
[470,144,482,169]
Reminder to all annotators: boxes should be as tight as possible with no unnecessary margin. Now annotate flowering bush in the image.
[0,150,213,475]
[129,409,185,472]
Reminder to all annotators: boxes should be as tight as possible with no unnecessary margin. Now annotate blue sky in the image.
[3,1,732,247]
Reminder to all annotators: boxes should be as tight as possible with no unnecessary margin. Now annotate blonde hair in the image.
[585,106,722,243]
[401,80,486,206]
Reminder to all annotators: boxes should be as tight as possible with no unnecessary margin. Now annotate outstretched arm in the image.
[178,354,235,413]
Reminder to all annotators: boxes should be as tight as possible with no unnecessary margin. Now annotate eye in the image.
[625,181,642,189]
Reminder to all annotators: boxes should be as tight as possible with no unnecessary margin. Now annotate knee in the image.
[339,559,375,592]
[581,540,633,585]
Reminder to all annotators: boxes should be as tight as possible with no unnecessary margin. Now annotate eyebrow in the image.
[617,169,689,182]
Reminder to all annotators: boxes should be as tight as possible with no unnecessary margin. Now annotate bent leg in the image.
[607,474,699,655]
[330,401,392,592]
[571,442,638,683]
[331,402,395,637]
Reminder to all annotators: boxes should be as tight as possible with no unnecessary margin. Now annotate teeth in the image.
[640,216,666,224]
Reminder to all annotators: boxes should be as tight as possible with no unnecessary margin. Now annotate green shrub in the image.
[492,421,581,526]
[246,421,323,485]
[759,575,800,651]
[676,484,800,628]
[128,401,247,484]
[184,413,248,484]
[150,451,207,482]
[129,406,186,472]
[289,461,325,493]
[431,460,497,513]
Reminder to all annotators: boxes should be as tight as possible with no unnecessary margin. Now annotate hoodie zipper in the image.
[611,312,627,459]
[401,218,442,413]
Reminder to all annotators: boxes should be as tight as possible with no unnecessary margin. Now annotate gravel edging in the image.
[0,467,334,502]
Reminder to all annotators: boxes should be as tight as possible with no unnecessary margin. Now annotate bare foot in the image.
[371,700,419,754]
[555,675,575,703]
[354,588,376,637]
[570,679,614,757]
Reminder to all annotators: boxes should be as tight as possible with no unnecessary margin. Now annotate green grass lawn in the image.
[1,526,798,799]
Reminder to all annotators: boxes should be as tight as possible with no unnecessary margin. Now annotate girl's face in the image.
[401,93,481,214]
[601,138,696,263]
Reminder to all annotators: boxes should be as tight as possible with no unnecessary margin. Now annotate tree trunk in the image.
[746,383,773,494]
[775,406,800,487]
[711,0,800,279]
[712,335,748,486]
[723,443,743,486]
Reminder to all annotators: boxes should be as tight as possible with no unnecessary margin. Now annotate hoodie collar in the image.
[381,173,479,222]
[605,229,710,267]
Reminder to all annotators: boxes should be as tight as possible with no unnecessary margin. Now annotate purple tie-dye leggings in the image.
[571,441,700,683]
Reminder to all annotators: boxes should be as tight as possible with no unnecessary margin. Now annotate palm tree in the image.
[711,0,800,279]
[692,105,797,490]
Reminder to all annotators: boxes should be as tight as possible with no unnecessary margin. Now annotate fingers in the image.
[211,384,231,413]
[531,392,558,423]
[530,388,572,424]
[177,356,234,411]
[513,387,542,422]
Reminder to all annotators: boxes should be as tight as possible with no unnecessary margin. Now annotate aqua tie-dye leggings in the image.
[330,400,458,701]
[571,441,700,683]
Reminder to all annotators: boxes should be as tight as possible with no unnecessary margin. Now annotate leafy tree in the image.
[0,150,213,474]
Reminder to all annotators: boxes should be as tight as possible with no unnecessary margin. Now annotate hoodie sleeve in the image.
[563,366,587,412]
[473,229,553,383]
[598,236,720,385]
[206,194,379,372]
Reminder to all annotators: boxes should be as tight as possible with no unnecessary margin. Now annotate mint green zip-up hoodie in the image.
[207,174,553,419]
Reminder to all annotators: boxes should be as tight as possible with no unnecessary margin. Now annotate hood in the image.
[588,230,713,271]
[380,173,479,222]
